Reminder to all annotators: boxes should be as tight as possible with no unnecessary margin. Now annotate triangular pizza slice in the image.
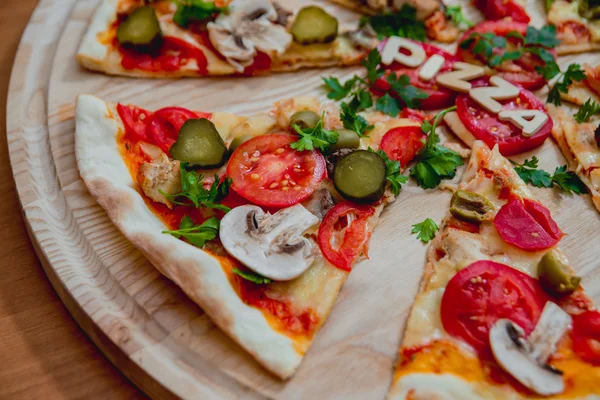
[74,94,422,378]
[388,142,600,398]
[546,0,600,55]
[77,0,375,78]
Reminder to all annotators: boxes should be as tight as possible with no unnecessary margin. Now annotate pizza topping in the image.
[449,190,494,223]
[163,215,220,248]
[160,167,232,212]
[290,6,338,45]
[290,115,339,152]
[330,129,360,151]
[146,107,210,153]
[362,5,427,41]
[547,63,586,106]
[474,0,530,23]
[317,202,375,271]
[572,310,600,366]
[227,134,326,208]
[303,187,335,220]
[117,6,162,49]
[574,99,600,123]
[169,119,228,168]
[411,217,439,243]
[379,125,425,167]
[510,157,588,194]
[493,197,563,251]
[228,134,253,152]
[289,110,320,131]
[137,153,182,208]
[172,0,225,28]
[333,150,387,203]
[489,302,571,396]
[538,249,581,295]
[220,204,318,281]
[207,0,292,72]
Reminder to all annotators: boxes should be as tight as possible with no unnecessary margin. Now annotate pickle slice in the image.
[333,150,386,203]
[290,6,339,45]
[170,119,228,168]
[117,6,162,47]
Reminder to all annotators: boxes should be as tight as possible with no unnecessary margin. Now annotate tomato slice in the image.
[374,40,458,110]
[145,107,210,153]
[475,0,530,23]
[117,103,153,142]
[317,202,376,271]
[379,126,425,167]
[572,311,600,366]
[441,260,549,354]
[119,36,208,74]
[455,80,552,156]
[227,134,326,208]
[494,197,563,251]
[457,21,552,91]
[400,108,427,122]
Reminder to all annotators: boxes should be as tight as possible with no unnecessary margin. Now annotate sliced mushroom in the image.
[489,302,572,396]
[207,0,292,72]
[303,187,335,220]
[219,204,319,281]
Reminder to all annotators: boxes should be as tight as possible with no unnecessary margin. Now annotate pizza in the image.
[559,63,600,106]
[77,0,375,78]
[74,93,424,378]
[547,104,600,211]
[547,0,600,55]
[388,141,600,399]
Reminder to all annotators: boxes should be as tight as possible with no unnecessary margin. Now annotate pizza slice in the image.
[327,0,460,42]
[547,104,600,211]
[547,0,600,54]
[388,141,600,399]
[558,63,600,106]
[74,94,421,378]
[77,0,374,78]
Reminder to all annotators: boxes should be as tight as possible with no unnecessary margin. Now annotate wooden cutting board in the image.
[6,0,600,398]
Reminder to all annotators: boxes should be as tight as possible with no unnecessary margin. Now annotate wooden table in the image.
[0,1,144,398]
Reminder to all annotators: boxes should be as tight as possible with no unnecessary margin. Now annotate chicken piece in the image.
[137,153,182,208]
[425,10,459,42]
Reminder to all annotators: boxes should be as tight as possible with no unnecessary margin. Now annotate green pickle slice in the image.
[170,119,228,168]
[290,6,339,45]
[333,150,386,203]
[330,129,360,151]
[117,6,163,47]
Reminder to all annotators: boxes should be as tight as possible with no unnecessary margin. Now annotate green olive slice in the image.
[538,250,581,295]
[290,6,339,45]
[170,119,228,168]
[333,150,386,203]
[330,129,360,151]
[117,6,163,47]
[290,110,320,130]
[449,190,494,223]
[229,134,253,152]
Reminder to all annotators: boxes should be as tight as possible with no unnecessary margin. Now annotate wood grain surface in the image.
[0,0,144,398]
[5,0,600,399]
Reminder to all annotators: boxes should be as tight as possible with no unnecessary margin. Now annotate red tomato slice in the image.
[379,126,425,167]
[441,260,549,354]
[457,21,551,91]
[494,197,563,251]
[572,311,600,366]
[455,80,552,156]
[373,40,458,110]
[146,107,210,153]
[117,103,153,142]
[475,0,530,23]
[226,134,326,208]
[400,108,427,122]
[317,202,375,271]
[119,37,208,74]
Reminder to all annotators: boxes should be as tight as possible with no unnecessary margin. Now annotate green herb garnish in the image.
[511,157,588,194]
[411,218,440,243]
[547,63,587,106]
[574,99,600,123]
[290,114,339,152]
[163,216,220,247]
[232,268,273,285]
[172,0,226,28]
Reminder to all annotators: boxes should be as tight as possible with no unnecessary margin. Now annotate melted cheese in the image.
[389,373,484,400]
[563,119,600,170]
[362,118,421,150]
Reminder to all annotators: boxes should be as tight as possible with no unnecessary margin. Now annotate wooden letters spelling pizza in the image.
[381,37,548,135]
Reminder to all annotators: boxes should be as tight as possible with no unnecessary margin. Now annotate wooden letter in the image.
[499,110,549,136]
[436,62,485,93]
[469,76,520,114]
[381,36,426,68]
[418,54,445,81]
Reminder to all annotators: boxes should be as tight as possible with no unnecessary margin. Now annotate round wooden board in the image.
[7,0,600,398]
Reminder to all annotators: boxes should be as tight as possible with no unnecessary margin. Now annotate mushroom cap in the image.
[219,204,319,281]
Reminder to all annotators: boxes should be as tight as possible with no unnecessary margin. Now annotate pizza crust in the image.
[74,94,303,379]
[560,81,600,106]
[556,41,600,56]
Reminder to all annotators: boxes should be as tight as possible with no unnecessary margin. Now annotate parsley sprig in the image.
[362,5,426,41]
[411,218,440,243]
[160,163,232,212]
[323,49,429,118]
[445,5,474,29]
[511,157,588,194]
[574,99,600,123]
[172,0,226,28]
[340,102,373,137]
[290,114,338,152]
[232,268,272,285]
[547,63,587,106]
[370,149,408,196]
[163,216,220,247]
[459,26,560,80]
[410,107,464,189]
